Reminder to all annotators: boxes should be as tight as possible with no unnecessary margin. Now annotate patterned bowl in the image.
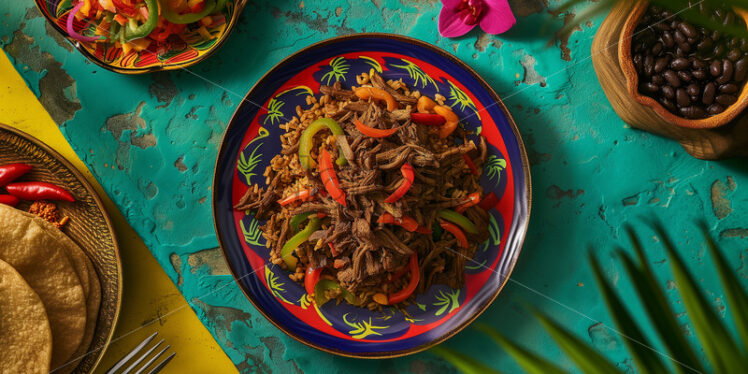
[213,34,531,358]
[35,0,246,74]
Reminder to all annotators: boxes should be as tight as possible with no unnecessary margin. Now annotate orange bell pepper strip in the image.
[433,105,460,138]
[277,188,316,206]
[354,87,398,111]
[440,220,469,249]
[455,192,482,213]
[354,118,398,138]
[319,148,347,206]
[377,213,424,233]
[383,163,414,203]
[417,96,437,113]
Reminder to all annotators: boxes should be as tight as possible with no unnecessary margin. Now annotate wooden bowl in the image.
[0,124,122,373]
[593,0,748,159]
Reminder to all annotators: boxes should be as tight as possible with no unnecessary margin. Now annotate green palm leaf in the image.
[589,252,669,374]
[531,307,620,374]
[430,346,502,374]
[474,323,565,374]
[617,226,703,374]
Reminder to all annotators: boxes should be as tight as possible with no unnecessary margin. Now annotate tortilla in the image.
[0,204,87,369]
[0,258,53,373]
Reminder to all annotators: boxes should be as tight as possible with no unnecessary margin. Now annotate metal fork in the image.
[106,332,176,374]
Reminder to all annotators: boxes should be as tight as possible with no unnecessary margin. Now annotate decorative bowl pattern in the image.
[35,0,246,74]
[213,34,531,358]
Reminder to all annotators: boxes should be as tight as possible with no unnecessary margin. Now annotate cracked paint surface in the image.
[2,0,747,372]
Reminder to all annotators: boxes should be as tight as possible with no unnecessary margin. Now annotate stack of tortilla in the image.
[0,204,101,373]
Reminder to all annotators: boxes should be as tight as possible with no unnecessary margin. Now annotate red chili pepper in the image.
[0,163,33,186]
[456,192,482,213]
[463,154,478,175]
[410,112,445,126]
[384,163,414,204]
[5,182,75,202]
[440,220,469,249]
[305,267,322,296]
[388,253,419,304]
[354,118,398,138]
[319,149,346,206]
[377,213,420,232]
[112,0,138,17]
[477,192,499,211]
[277,188,316,206]
[0,195,20,207]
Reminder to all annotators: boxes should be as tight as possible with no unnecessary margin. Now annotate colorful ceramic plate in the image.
[0,124,122,373]
[35,0,246,74]
[213,34,531,358]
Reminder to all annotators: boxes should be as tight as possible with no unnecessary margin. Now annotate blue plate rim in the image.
[212,33,532,358]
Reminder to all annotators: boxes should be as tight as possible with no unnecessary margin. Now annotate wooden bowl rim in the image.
[618,0,748,129]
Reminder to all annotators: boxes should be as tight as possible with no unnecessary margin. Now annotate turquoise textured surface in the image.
[2,0,747,372]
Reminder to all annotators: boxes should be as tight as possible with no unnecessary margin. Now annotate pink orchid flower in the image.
[439,0,516,38]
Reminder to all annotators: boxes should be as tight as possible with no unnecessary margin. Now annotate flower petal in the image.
[441,0,463,8]
[480,0,516,34]
[439,6,475,38]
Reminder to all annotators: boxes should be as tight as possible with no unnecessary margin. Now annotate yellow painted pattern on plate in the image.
[0,51,236,374]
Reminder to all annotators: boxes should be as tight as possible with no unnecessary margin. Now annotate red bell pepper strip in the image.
[387,253,419,304]
[0,195,19,207]
[277,188,316,206]
[440,220,469,249]
[0,163,32,187]
[456,192,482,213]
[5,182,75,202]
[463,154,478,175]
[112,0,138,17]
[410,113,445,126]
[354,118,398,138]
[305,267,322,296]
[477,192,499,211]
[319,149,346,206]
[383,163,414,204]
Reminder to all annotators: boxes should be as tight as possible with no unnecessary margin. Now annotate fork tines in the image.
[106,332,176,374]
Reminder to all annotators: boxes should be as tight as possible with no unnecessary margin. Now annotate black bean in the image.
[717,59,734,84]
[693,69,708,80]
[741,38,748,52]
[663,70,682,87]
[661,85,675,99]
[660,98,677,112]
[729,37,740,48]
[686,83,701,96]
[710,60,723,76]
[693,59,707,69]
[652,42,663,55]
[676,47,686,57]
[671,57,690,70]
[677,70,692,82]
[703,82,717,104]
[652,75,665,85]
[728,49,742,62]
[655,22,670,31]
[719,83,739,93]
[674,30,686,44]
[679,22,698,38]
[707,104,724,114]
[654,56,670,72]
[676,88,691,106]
[735,57,748,81]
[712,30,721,41]
[716,94,737,106]
[697,37,714,51]
[714,44,727,57]
[662,31,675,48]
[644,55,655,76]
[679,106,706,118]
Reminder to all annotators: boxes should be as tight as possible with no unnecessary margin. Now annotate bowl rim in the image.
[618,0,748,129]
[0,123,123,373]
[34,0,248,75]
[211,33,532,359]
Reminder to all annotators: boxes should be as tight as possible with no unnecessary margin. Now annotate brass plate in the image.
[0,124,122,373]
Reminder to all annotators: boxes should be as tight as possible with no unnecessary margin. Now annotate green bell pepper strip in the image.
[280,217,320,269]
[314,279,358,306]
[160,0,217,25]
[122,0,159,41]
[299,118,347,170]
[215,0,229,12]
[289,212,315,234]
[437,209,478,234]
[109,21,121,42]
